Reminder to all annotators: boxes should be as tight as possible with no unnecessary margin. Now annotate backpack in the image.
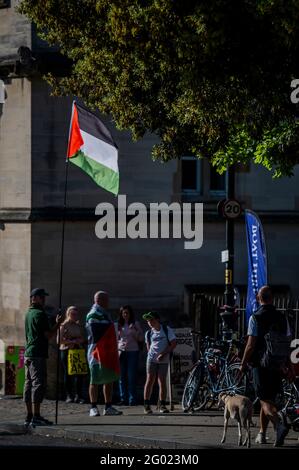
[145,323,171,349]
[258,316,292,370]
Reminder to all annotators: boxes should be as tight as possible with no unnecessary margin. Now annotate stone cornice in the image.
[0,48,71,79]
[0,207,299,224]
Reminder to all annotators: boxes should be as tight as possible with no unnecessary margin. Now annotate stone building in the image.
[1,1,299,354]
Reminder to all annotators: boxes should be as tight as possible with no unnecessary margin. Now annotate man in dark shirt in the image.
[239,286,289,446]
[23,288,62,427]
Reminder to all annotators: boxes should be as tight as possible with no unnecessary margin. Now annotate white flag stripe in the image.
[80,130,119,173]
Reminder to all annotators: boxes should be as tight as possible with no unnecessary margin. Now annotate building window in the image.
[181,157,201,194]
[210,165,226,196]
[0,0,10,8]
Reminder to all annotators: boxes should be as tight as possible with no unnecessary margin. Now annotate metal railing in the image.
[192,293,299,341]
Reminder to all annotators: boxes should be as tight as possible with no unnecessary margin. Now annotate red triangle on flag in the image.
[67,103,84,158]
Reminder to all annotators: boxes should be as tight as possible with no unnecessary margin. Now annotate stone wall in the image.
[29,219,227,321]
[0,223,31,345]
[0,78,31,209]
[0,1,31,58]
[0,76,31,346]
[31,81,177,209]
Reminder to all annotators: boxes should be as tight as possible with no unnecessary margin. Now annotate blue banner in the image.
[245,210,267,325]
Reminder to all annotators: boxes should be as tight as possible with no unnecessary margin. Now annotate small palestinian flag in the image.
[67,102,119,195]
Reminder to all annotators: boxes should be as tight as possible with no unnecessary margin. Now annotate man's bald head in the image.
[257,285,273,305]
[94,291,109,308]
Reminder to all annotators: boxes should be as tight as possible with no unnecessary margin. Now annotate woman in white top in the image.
[117,305,143,405]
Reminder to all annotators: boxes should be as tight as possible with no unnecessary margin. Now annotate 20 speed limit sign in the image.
[222,199,241,219]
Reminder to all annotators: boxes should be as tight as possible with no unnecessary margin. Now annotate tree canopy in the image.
[19,0,299,176]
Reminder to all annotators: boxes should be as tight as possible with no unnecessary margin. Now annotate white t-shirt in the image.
[146,325,176,364]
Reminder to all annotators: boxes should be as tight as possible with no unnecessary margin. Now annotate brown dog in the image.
[218,393,253,448]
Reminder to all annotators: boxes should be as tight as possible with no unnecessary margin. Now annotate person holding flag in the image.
[86,291,122,416]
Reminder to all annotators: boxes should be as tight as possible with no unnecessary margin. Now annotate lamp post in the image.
[220,165,240,340]
[224,165,235,307]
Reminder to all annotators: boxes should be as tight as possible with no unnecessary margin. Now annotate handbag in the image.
[67,349,88,375]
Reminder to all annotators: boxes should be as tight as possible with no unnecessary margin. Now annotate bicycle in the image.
[182,333,249,412]
[279,379,299,432]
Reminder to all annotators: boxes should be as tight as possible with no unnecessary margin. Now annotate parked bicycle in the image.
[280,379,299,432]
[182,333,249,412]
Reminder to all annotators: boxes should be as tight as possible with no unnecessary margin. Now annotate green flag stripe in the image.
[70,150,119,195]
[89,364,119,385]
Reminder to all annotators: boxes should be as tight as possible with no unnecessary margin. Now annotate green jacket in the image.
[25,305,50,358]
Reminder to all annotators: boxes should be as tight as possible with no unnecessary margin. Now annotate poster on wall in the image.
[5,345,25,395]
[169,328,196,403]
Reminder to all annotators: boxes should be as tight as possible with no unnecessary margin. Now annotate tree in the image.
[19,0,299,176]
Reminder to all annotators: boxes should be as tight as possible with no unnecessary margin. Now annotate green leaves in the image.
[19,0,299,176]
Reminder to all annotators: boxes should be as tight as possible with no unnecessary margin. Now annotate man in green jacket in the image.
[24,288,62,427]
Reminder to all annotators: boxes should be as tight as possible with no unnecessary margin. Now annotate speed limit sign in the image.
[222,199,241,219]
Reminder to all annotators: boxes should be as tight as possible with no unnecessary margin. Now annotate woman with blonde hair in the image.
[59,306,85,403]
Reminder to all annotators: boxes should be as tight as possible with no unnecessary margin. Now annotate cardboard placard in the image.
[67,349,88,375]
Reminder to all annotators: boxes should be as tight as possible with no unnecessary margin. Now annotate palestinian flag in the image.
[86,305,120,385]
[67,102,119,195]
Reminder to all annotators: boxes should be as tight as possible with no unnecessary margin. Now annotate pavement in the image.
[0,397,298,449]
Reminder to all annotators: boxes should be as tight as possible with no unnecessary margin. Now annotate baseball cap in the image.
[142,311,160,321]
[30,288,49,297]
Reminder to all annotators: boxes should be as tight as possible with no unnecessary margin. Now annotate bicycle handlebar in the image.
[190,330,202,336]
[189,332,243,351]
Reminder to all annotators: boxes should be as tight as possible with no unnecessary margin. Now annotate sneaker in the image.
[255,432,267,444]
[24,416,32,428]
[30,416,53,427]
[65,395,73,404]
[144,404,153,414]
[159,405,169,413]
[116,400,126,406]
[273,420,289,447]
[89,407,100,417]
[103,406,123,416]
[74,395,86,404]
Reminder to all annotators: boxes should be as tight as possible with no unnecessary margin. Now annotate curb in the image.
[32,425,215,449]
[0,423,30,436]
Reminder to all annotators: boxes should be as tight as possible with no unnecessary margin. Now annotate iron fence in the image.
[192,293,299,342]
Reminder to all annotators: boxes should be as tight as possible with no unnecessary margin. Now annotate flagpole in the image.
[55,102,75,425]
[55,155,69,425]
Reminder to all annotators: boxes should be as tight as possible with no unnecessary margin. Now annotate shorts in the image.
[146,361,169,378]
[23,357,47,403]
[253,366,282,403]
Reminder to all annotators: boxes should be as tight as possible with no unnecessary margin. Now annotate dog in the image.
[218,392,253,448]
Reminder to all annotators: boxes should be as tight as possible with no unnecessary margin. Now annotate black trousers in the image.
[60,350,83,398]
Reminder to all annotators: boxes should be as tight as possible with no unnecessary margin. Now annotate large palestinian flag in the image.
[67,102,119,195]
[86,305,120,385]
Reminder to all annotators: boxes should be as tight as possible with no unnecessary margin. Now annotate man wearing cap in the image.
[143,311,176,414]
[23,288,63,427]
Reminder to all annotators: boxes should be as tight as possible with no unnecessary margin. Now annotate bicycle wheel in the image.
[192,382,214,411]
[182,362,203,411]
[220,362,247,395]
[281,379,299,406]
